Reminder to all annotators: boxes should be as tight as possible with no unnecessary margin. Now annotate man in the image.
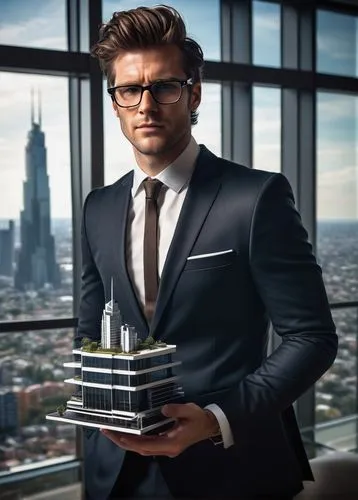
[76,5,337,500]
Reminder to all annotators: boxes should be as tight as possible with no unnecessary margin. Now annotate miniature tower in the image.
[101,278,122,348]
[120,325,138,353]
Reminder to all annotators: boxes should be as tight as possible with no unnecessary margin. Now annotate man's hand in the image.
[100,403,220,458]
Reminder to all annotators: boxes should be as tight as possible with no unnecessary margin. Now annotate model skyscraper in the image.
[101,279,122,348]
[46,281,183,434]
[15,92,60,290]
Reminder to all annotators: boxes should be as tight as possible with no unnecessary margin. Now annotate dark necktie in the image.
[143,178,163,322]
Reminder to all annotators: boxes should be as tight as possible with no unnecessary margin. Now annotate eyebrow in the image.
[113,77,186,87]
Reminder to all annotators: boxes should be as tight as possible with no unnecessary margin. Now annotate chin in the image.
[134,138,172,156]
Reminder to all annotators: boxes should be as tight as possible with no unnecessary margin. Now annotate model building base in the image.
[46,409,175,435]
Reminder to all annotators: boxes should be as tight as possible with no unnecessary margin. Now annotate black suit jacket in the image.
[76,145,338,499]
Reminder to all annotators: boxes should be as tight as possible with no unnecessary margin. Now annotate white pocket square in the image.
[187,249,235,261]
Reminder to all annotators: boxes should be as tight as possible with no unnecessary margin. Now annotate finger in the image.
[165,423,186,440]
[102,430,167,449]
[100,429,127,439]
[162,403,195,419]
[100,431,150,454]
[122,435,179,455]
[159,419,180,436]
[101,429,157,444]
[100,429,129,447]
[101,429,183,457]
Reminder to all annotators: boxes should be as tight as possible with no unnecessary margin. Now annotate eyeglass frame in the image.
[107,77,194,108]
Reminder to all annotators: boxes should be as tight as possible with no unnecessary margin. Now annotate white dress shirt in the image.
[126,136,234,449]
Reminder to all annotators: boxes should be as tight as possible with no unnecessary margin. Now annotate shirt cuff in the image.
[204,403,235,449]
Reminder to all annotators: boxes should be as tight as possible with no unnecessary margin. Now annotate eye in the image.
[121,86,141,96]
[154,82,179,92]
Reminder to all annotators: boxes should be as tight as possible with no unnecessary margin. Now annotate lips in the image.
[137,124,162,129]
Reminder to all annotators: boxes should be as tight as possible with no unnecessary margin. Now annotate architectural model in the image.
[46,281,183,434]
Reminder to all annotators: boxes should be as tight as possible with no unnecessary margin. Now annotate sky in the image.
[0,0,357,221]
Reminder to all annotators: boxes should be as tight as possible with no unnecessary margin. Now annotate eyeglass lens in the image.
[114,81,183,106]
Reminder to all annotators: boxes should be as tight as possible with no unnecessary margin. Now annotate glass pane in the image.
[316,92,358,303]
[253,0,281,67]
[0,73,73,321]
[317,10,358,78]
[104,82,221,185]
[253,86,281,172]
[191,83,221,157]
[0,0,67,51]
[102,0,220,61]
[0,329,77,479]
[315,307,358,453]
[0,470,81,500]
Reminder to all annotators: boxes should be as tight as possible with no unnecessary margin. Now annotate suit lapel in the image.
[112,172,149,336]
[151,146,222,335]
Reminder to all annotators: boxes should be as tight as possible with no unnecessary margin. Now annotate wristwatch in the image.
[204,409,223,445]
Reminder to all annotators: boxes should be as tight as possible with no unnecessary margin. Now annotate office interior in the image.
[0,0,357,498]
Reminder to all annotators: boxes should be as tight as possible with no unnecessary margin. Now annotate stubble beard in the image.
[131,128,190,159]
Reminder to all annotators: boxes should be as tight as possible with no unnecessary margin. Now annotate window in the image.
[104,82,222,185]
[0,468,80,500]
[102,0,221,61]
[253,86,281,172]
[316,92,358,303]
[315,91,358,452]
[0,329,76,475]
[192,83,222,156]
[317,10,358,77]
[83,371,112,385]
[0,73,73,321]
[315,307,358,452]
[0,0,67,51]
[253,1,281,67]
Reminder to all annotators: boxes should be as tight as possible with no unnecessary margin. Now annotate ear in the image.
[190,82,201,111]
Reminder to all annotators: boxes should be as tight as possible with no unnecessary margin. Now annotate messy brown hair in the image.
[91,4,204,125]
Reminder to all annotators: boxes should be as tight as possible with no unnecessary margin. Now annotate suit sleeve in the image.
[211,173,338,443]
[74,190,105,349]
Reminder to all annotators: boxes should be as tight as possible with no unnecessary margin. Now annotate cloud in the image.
[317,165,357,219]
[317,94,357,122]
[254,5,280,32]
[0,25,65,50]
[317,34,356,62]
[102,0,220,61]
[0,1,66,50]
[318,165,357,187]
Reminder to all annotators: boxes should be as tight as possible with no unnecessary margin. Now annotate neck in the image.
[133,134,191,177]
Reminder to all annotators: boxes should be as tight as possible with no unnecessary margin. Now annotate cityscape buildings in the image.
[0,390,18,434]
[14,96,60,291]
[0,220,14,278]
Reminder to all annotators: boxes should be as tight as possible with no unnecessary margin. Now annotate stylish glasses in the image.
[107,78,193,108]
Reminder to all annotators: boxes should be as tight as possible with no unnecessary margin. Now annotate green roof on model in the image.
[80,336,167,355]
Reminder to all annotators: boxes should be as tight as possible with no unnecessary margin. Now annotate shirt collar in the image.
[132,136,200,197]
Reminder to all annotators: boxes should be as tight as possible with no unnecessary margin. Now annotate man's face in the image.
[111,44,201,160]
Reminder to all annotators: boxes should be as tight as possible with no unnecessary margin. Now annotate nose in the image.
[138,88,158,114]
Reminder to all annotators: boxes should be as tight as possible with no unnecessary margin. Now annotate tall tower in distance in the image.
[15,91,60,290]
